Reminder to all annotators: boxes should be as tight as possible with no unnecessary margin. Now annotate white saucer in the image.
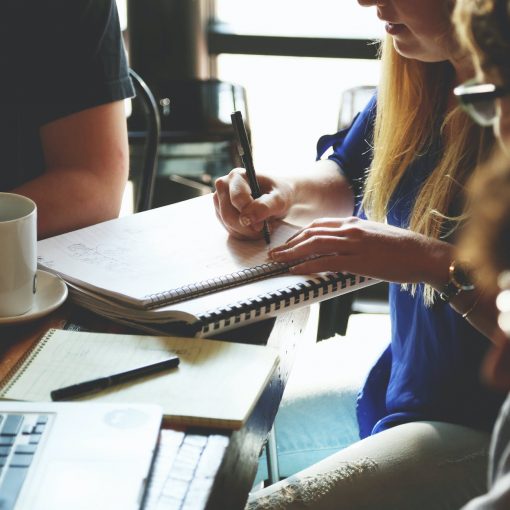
[0,270,68,325]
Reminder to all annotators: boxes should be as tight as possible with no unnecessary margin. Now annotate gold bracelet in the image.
[462,293,482,319]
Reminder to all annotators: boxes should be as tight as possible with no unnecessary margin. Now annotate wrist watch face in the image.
[452,262,475,291]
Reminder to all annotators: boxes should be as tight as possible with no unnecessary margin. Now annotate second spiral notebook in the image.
[38,194,376,336]
[0,328,279,430]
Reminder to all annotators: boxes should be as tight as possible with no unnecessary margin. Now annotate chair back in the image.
[337,85,376,130]
[128,68,161,212]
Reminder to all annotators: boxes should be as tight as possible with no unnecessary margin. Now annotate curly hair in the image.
[454,0,510,292]
[460,152,510,292]
[454,0,510,86]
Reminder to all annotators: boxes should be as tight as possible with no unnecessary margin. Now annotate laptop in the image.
[0,401,162,510]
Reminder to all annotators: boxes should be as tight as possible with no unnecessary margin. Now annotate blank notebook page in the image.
[0,329,279,429]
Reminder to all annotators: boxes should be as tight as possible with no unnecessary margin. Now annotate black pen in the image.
[231,110,271,244]
[50,356,180,401]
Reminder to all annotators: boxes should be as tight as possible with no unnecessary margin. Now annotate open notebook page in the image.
[0,329,279,429]
[38,195,299,307]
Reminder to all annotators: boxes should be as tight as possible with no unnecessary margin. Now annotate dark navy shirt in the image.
[317,95,503,438]
[0,0,134,191]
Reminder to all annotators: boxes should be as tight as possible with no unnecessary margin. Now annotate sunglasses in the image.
[453,80,510,127]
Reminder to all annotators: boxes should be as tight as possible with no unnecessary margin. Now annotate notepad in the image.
[0,329,279,430]
[37,194,377,336]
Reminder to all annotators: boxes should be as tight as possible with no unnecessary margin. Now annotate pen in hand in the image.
[231,110,271,245]
[50,355,180,401]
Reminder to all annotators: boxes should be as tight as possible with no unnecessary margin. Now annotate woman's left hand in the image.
[269,216,452,286]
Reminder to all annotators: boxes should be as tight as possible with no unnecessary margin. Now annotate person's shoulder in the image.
[347,92,377,140]
[20,0,115,44]
[33,0,115,34]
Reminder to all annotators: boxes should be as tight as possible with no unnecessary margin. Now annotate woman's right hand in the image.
[213,167,294,240]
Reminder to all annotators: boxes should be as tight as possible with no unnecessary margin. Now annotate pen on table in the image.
[231,110,271,245]
[50,355,180,401]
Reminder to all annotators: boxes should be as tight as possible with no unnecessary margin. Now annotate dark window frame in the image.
[207,21,380,60]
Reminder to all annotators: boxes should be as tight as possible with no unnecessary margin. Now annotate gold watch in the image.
[439,260,475,302]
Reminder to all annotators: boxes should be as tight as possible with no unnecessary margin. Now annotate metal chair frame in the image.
[128,68,161,212]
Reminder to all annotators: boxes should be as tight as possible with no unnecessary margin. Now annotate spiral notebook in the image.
[0,329,279,430]
[37,194,376,336]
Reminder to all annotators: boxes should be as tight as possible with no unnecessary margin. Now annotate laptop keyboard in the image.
[0,413,49,510]
[0,413,229,510]
[144,429,229,510]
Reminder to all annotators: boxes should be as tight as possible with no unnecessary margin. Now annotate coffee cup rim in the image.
[0,192,36,223]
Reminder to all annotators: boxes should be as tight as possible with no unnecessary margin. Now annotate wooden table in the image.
[0,302,318,510]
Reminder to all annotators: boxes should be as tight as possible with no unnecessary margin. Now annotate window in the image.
[120,0,382,180]
[215,0,383,39]
[215,2,382,172]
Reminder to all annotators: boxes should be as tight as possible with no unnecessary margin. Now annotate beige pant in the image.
[246,421,490,510]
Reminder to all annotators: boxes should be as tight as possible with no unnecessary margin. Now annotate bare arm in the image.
[422,241,502,342]
[214,159,354,239]
[449,290,501,342]
[12,101,129,239]
[284,159,355,225]
[269,215,501,343]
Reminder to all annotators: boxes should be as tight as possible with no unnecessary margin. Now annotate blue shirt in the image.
[317,95,503,438]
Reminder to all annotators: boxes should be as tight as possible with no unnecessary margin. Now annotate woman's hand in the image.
[213,168,294,240]
[269,216,452,286]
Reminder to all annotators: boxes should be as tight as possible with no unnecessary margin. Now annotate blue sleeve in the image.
[316,94,377,213]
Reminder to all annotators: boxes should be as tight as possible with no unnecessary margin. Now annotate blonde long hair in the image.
[361,36,492,305]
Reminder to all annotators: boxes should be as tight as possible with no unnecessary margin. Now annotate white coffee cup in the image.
[0,193,37,317]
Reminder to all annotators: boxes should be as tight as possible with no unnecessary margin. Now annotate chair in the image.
[337,85,377,130]
[128,68,161,213]
[149,79,250,209]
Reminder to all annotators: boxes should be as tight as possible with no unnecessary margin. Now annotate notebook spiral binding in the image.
[144,261,290,309]
[198,272,368,335]
[0,329,56,397]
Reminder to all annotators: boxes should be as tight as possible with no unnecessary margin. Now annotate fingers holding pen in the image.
[214,170,255,239]
[214,168,272,240]
[238,193,275,232]
[228,168,254,211]
[214,167,296,241]
[213,191,245,239]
